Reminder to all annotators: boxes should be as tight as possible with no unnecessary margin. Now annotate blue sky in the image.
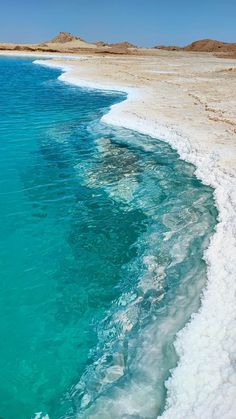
[0,0,235,46]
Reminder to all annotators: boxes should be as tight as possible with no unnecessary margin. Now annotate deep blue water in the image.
[0,57,217,419]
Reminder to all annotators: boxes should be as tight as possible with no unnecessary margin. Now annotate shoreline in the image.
[25,53,236,417]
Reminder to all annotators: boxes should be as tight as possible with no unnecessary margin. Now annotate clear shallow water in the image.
[0,57,217,419]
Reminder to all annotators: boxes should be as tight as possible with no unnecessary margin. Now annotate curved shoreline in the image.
[34,57,236,418]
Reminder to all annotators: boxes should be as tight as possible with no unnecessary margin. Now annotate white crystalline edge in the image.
[0,51,89,60]
[34,60,236,419]
[33,60,138,96]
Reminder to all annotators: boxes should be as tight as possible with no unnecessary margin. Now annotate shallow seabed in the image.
[0,57,217,419]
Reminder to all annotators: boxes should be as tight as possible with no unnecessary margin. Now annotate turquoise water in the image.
[0,57,217,419]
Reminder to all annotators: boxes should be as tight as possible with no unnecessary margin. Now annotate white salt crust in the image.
[35,60,236,419]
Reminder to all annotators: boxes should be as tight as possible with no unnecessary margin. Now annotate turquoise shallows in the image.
[0,57,217,419]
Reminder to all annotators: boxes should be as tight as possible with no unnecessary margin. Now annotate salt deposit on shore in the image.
[35,52,236,418]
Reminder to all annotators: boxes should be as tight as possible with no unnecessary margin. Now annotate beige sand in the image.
[45,51,236,169]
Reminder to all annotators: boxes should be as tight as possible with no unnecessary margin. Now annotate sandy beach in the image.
[1,49,235,417]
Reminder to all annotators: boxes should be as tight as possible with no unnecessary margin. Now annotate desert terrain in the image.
[0,32,236,58]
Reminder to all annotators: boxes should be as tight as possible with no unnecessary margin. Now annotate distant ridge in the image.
[0,32,235,58]
[156,38,236,55]
[95,40,136,49]
[44,32,136,53]
[184,39,236,52]
[48,33,136,49]
[109,41,137,48]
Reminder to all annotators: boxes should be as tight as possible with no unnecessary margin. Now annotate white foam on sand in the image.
[35,60,236,419]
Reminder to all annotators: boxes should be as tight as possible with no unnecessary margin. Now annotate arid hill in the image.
[96,41,107,47]
[184,39,236,53]
[97,41,137,54]
[0,32,138,55]
[50,32,83,43]
[42,31,97,50]
[1,33,235,58]
[155,45,181,51]
[109,41,137,48]
[156,39,236,58]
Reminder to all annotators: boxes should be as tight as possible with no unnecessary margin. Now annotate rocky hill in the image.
[155,39,236,57]
[0,32,138,54]
[184,39,236,53]
[109,41,136,48]
[50,32,84,43]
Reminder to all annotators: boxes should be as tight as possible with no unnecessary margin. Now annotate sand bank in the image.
[34,51,236,418]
